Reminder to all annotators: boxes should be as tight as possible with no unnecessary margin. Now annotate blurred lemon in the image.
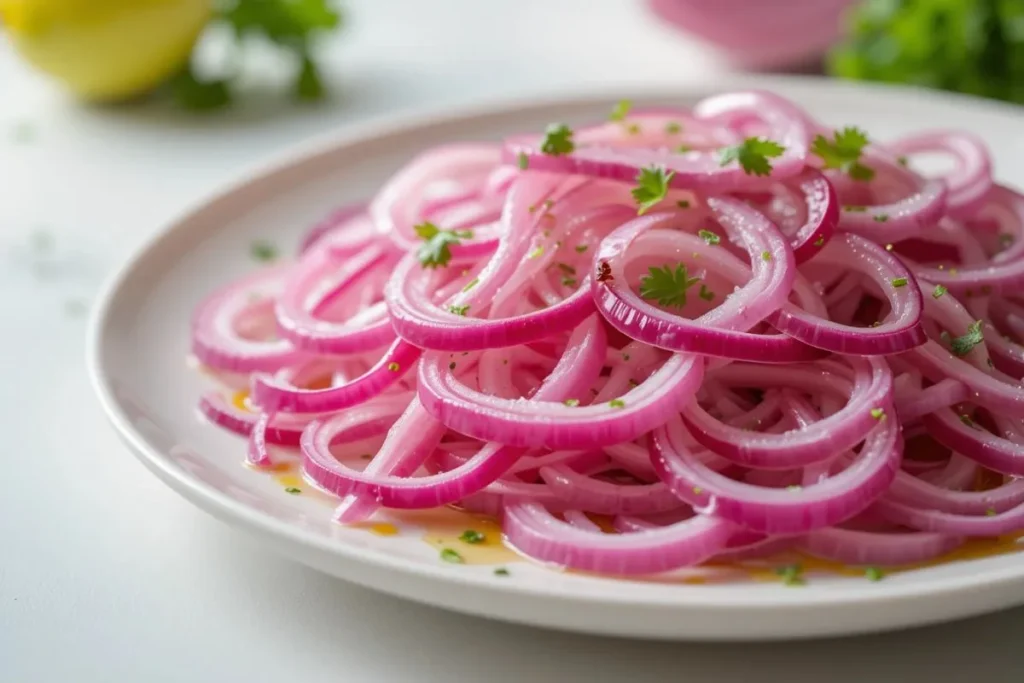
[0,0,212,101]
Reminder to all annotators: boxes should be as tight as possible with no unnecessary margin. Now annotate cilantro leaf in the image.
[950,320,984,357]
[540,123,575,155]
[632,166,675,214]
[718,137,786,176]
[415,222,472,268]
[639,263,701,308]
[811,127,875,181]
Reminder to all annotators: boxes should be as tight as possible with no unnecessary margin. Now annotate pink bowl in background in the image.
[648,0,856,70]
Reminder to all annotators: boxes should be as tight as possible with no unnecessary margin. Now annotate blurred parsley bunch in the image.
[829,0,1024,104]
[172,0,342,111]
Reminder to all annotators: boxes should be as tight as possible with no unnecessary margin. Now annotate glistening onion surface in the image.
[192,92,1024,578]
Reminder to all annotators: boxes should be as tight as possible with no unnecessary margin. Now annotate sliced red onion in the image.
[503,501,735,575]
[190,90,1024,578]
[682,357,892,469]
[191,267,305,373]
[771,233,926,355]
[651,415,902,534]
[801,527,962,565]
[503,91,810,193]
[887,131,992,220]
[251,339,421,413]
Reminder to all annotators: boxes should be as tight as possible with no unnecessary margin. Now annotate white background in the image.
[2,1,1022,680]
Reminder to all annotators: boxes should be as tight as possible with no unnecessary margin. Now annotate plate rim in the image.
[86,74,1024,636]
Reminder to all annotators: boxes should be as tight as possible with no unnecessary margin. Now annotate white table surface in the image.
[2,1,1022,681]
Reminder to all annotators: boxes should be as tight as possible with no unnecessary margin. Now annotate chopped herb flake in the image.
[844,205,867,212]
[639,263,701,308]
[874,214,890,223]
[698,284,715,302]
[387,362,400,372]
[698,229,721,246]
[561,277,577,288]
[870,407,886,420]
[285,487,301,494]
[776,564,805,586]
[865,566,885,582]
[665,121,682,134]
[609,99,632,122]
[950,320,984,357]
[250,240,278,262]
[813,236,826,247]
[448,304,470,316]
[557,263,577,275]
[960,414,976,428]
[896,156,908,167]
[676,144,692,153]
[891,277,908,288]
[987,508,998,517]
[933,284,947,299]
[761,251,771,261]
[494,567,510,576]
[625,123,641,135]
[528,245,544,259]
[462,278,479,292]
[564,398,580,407]
[459,529,486,544]
[517,151,529,170]
[574,244,588,253]
[609,399,626,409]
[440,548,464,564]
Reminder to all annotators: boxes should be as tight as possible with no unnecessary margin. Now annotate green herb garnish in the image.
[865,566,885,582]
[564,398,580,407]
[718,137,786,176]
[494,567,510,576]
[387,362,400,372]
[609,399,626,409]
[776,564,805,586]
[517,152,529,170]
[698,229,720,246]
[609,99,632,122]
[284,487,301,494]
[459,530,486,544]
[933,284,947,299]
[665,121,682,134]
[448,304,470,316]
[639,263,701,308]
[540,123,575,156]
[415,222,472,268]
[250,240,278,262]
[699,284,715,302]
[811,127,875,181]
[870,407,886,420]
[632,166,675,214]
[440,548,464,564]
[950,320,984,357]
[891,277,909,288]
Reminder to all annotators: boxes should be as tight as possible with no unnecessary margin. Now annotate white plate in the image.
[88,77,1024,641]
